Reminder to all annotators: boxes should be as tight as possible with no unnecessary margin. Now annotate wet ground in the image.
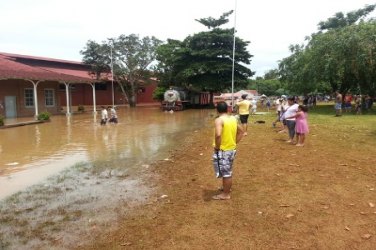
[0,107,214,249]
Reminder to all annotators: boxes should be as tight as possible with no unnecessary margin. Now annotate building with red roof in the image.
[0,52,159,119]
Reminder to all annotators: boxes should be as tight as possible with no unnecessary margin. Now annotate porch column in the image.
[27,80,41,119]
[63,82,71,115]
[90,83,97,114]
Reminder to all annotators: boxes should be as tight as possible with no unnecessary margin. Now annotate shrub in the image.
[0,115,4,126]
[37,112,51,121]
[153,87,167,102]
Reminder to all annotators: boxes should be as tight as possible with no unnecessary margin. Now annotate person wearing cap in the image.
[236,94,251,136]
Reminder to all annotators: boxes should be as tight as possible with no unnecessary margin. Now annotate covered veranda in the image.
[0,54,99,121]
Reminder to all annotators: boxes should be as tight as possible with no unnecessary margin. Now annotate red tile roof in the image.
[0,53,96,83]
[0,52,84,65]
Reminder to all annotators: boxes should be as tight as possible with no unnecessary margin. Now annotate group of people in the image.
[211,94,310,200]
[100,106,118,125]
[272,96,310,146]
[280,97,309,146]
[337,91,373,116]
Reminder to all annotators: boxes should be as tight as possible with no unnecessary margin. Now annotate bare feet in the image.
[296,144,304,147]
[212,194,231,200]
[244,132,248,136]
[217,187,232,192]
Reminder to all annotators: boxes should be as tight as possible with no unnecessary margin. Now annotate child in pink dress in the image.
[294,105,309,146]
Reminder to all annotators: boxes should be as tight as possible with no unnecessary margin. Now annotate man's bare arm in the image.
[236,124,244,143]
[214,117,223,150]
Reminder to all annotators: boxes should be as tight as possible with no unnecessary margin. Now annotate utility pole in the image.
[110,42,115,107]
[231,0,237,111]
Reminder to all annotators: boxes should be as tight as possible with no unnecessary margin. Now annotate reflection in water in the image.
[35,125,41,147]
[0,107,214,199]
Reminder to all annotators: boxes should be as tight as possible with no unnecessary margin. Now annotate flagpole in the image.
[110,44,114,107]
[231,0,237,111]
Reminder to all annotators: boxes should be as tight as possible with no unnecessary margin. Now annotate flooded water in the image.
[0,107,215,249]
[0,107,214,199]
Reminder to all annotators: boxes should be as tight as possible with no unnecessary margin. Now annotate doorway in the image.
[5,96,17,118]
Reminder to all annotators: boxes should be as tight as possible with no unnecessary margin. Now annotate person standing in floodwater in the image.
[212,101,244,200]
[108,106,118,124]
[236,94,251,136]
[100,106,108,125]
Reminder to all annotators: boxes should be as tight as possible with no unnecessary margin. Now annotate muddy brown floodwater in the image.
[0,107,214,249]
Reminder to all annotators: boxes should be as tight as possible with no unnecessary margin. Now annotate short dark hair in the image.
[299,105,308,112]
[287,97,295,102]
[241,94,248,99]
[216,101,228,113]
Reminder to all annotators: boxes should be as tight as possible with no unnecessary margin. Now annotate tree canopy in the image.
[155,11,254,93]
[81,34,162,107]
[279,4,376,96]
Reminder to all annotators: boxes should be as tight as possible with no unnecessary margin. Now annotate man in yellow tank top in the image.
[212,101,244,200]
[236,94,251,135]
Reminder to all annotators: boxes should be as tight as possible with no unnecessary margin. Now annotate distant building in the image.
[0,52,158,119]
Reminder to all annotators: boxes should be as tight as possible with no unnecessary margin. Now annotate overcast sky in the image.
[0,0,375,77]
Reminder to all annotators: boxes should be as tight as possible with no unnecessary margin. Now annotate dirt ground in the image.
[79,107,376,250]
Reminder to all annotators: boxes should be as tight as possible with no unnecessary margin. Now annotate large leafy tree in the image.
[156,11,254,93]
[81,34,162,107]
[80,40,111,79]
[318,4,375,30]
[279,4,376,96]
[247,69,286,96]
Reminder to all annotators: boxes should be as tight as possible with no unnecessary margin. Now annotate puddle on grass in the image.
[0,107,215,249]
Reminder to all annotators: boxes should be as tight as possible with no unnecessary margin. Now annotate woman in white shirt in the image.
[283,97,299,144]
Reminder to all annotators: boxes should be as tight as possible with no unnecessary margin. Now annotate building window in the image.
[45,89,55,107]
[24,88,34,107]
[59,84,76,91]
[95,82,107,90]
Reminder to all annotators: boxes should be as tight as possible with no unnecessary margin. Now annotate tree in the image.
[81,34,162,107]
[113,34,162,107]
[263,69,279,80]
[156,11,254,94]
[318,4,375,30]
[247,70,285,96]
[279,44,319,94]
[279,5,376,96]
[80,40,111,79]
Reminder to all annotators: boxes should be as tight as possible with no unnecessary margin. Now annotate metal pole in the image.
[110,45,114,107]
[231,0,237,111]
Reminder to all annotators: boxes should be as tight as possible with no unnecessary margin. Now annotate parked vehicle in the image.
[161,87,210,111]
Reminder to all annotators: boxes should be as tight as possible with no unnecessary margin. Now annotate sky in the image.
[0,0,375,77]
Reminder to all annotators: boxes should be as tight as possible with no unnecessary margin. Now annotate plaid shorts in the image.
[212,150,237,178]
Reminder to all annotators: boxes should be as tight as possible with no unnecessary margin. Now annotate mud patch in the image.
[0,160,154,250]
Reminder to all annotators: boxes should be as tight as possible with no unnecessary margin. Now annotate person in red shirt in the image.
[344,93,353,113]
